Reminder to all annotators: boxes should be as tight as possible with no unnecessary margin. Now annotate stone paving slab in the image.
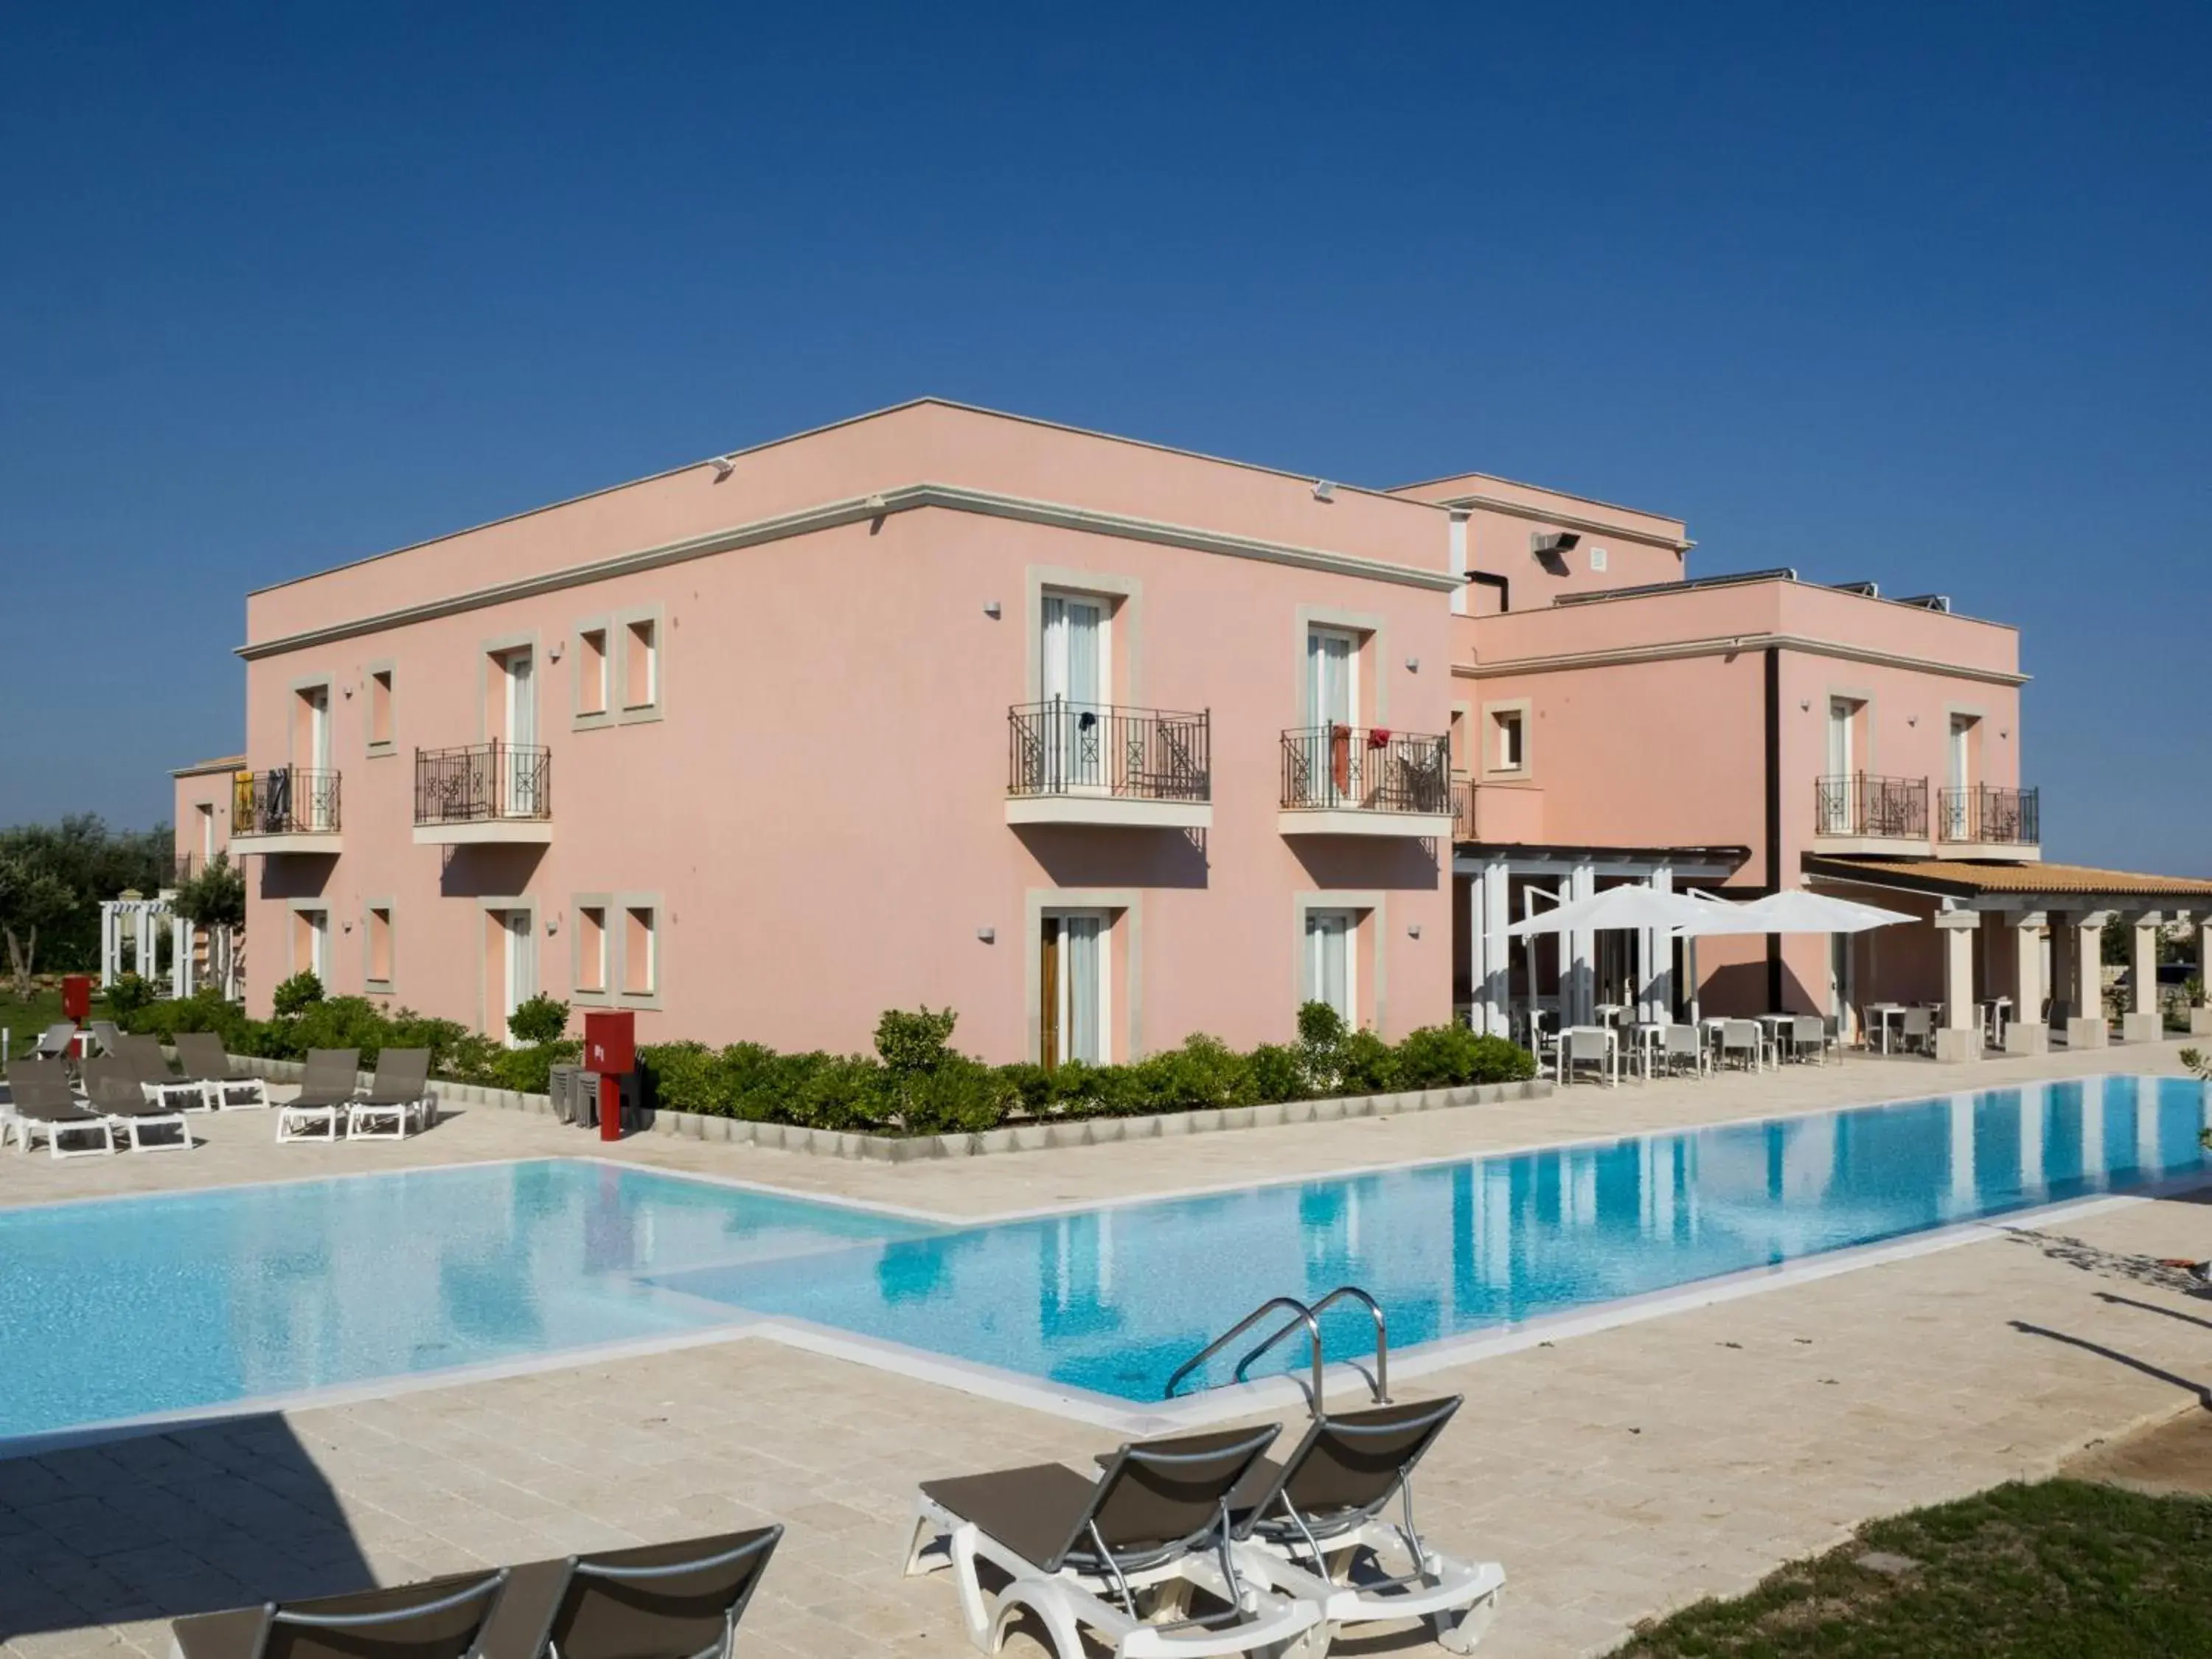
[1,1040,2206,1659]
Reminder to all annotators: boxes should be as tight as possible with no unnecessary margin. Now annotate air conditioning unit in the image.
[1530,531,1580,560]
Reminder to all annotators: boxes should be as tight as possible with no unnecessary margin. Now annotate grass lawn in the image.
[0,985,116,1060]
[1620,1478,2212,1658]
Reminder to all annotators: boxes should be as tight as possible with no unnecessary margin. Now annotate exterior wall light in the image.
[1312,480,1336,501]
[984,601,1002,619]
[1405,656,1420,672]
[976,926,996,943]
[1408,923,1423,939]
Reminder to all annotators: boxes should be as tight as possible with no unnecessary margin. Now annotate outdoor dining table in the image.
[1863,1001,1908,1054]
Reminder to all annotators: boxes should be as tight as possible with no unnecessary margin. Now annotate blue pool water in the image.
[1,1077,2205,1440]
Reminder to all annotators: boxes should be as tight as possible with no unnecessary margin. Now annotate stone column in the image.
[2006,910,2048,1055]
[2048,908,2076,1024]
[2121,912,2164,1043]
[1565,860,1596,1026]
[1483,858,1512,1037]
[2191,911,2212,1037]
[1644,866,1674,1022]
[2067,911,2111,1050]
[1935,910,1983,1062]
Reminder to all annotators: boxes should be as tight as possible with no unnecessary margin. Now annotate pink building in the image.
[181,399,2212,1060]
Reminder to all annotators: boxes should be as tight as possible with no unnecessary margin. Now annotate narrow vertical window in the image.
[623,905,657,995]
[368,669,394,750]
[578,629,609,717]
[196,803,215,861]
[1495,710,1526,771]
[577,905,608,994]
[624,618,658,710]
[366,906,393,988]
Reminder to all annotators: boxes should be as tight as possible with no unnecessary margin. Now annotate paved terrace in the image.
[4,1041,2208,1659]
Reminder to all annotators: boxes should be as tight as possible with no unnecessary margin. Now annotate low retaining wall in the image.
[218,1051,1553,1163]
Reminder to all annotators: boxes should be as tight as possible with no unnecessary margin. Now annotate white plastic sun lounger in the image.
[1228,1395,1503,1656]
[906,1424,1320,1659]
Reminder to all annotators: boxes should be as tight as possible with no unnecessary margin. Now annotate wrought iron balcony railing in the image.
[414,741,552,824]
[1939,784,2039,845]
[232,768,341,835]
[1452,771,1475,840]
[1813,772,1927,840]
[1281,726,1453,815]
[1008,701,1211,801]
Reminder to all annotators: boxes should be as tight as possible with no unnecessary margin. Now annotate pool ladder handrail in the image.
[1162,1285,1390,1413]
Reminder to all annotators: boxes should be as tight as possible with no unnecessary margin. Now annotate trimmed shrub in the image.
[271,971,324,1018]
[507,993,570,1046]
[1392,1023,1539,1088]
[1247,1043,1309,1103]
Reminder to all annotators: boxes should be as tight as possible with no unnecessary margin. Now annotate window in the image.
[1588,546,1609,573]
[622,905,657,997]
[1040,911,1108,1066]
[367,667,394,752]
[196,803,215,860]
[366,905,393,989]
[577,627,610,720]
[1495,710,1525,771]
[624,618,657,709]
[575,904,608,997]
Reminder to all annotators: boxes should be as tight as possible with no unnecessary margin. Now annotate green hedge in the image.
[121,990,1535,1137]
[639,1003,1534,1136]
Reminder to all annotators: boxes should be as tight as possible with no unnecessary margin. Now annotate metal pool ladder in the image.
[1163,1285,1390,1413]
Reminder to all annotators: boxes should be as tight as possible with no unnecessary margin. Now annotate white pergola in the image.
[98,891,235,1000]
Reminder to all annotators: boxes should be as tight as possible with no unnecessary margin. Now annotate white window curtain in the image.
[1042,597,1104,790]
[1062,914,1102,1062]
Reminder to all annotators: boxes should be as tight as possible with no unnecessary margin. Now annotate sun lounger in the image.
[4,1060,116,1158]
[175,1030,272,1110]
[115,1033,214,1113]
[346,1048,434,1140]
[906,1424,1319,1659]
[169,1567,510,1659]
[167,1528,782,1659]
[80,1055,192,1152]
[30,1022,79,1061]
[275,1048,362,1143]
[1227,1396,1503,1656]
[522,1526,783,1659]
[88,1019,124,1057]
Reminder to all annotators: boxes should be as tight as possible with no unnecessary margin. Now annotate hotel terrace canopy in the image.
[1805,854,2212,1055]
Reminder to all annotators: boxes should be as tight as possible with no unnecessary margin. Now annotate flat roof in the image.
[1805,855,2212,903]
[170,754,245,778]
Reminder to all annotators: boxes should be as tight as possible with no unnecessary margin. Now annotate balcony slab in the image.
[1810,834,1934,858]
[227,832,342,857]
[1935,841,2041,862]
[1005,796,1212,830]
[1278,808,1456,839]
[412,821,554,846]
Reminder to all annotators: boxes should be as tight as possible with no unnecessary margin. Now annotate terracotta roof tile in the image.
[1806,855,2212,901]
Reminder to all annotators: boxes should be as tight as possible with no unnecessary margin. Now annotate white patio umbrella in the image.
[1670,886,1914,1025]
[1504,883,1727,936]
[1504,885,1754,1036]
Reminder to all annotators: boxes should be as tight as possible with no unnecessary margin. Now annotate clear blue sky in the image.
[2,2,2205,870]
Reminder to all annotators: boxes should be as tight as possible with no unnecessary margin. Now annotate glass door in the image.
[503,910,536,1044]
[1946,715,1972,839]
[1039,912,1105,1065]
[1306,628,1357,804]
[1304,910,1354,1025]
[504,649,538,816]
[1040,596,1105,791]
[1824,699,1854,832]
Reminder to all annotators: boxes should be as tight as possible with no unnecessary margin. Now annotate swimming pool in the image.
[1,1075,2205,1442]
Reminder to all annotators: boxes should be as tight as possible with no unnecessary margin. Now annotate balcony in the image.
[1006,702,1212,829]
[227,768,342,856]
[1812,772,1929,852]
[1938,784,2040,859]
[1279,726,1455,838]
[413,741,552,845]
[1450,772,1545,845]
